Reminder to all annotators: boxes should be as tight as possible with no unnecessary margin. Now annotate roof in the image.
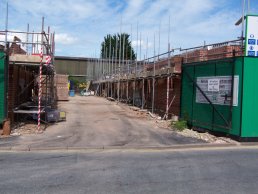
[55,56,97,61]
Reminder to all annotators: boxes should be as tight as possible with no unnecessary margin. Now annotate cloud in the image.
[0,31,28,51]
[55,33,78,45]
[7,0,113,24]
[1,0,255,58]
[119,0,242,56]
[123,0,146,19]
[132,40,152,49]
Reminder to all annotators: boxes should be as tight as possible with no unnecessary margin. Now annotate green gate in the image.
[181,57,258,140]
[0,50,7,124]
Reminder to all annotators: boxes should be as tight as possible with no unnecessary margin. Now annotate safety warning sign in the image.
[196,76,239,106]
[245,15,258,57]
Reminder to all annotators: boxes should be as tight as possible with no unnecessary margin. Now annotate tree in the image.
[100,33,136,60]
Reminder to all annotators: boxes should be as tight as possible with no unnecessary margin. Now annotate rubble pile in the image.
[11,123,44,136]
[116,101,236,144]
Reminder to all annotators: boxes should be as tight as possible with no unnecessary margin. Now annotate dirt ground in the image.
[118,102,236,144]
[0,95,236,148]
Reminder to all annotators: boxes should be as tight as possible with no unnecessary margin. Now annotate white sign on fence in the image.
[196,76,239,106]
[208,79,220,92]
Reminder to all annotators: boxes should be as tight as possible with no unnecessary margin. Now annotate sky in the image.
[0,0,257,58]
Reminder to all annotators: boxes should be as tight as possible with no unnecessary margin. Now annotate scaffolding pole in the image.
[111,48,114,98]
[126,59,129,101]
[133,21,139,106]
[37,17,44,131]
[165,16,171,120]
[118,18,122,102]
[141,55,145,109]
[122,32,126,100]
[152,34,156,113]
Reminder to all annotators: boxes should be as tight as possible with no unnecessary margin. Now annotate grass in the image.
[171,120,187,131]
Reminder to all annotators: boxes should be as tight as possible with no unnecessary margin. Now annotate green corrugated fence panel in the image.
[192,63,215,130]
[54,59,89,75]
[181,57,243,137]
[212,58,243,136]
[181,66,194,125]
[241,57,258,137]
[0,51,5,123]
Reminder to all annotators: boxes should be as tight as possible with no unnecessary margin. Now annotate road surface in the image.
[0,96,204,149]
[0,148,258,194]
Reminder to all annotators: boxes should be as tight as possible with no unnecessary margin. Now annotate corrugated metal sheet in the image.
[179,57,258,139]
[181,57,241,135]
[54,57,95,77]
[0,50,6,123]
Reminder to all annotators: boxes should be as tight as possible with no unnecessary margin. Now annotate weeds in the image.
[171,120,187,131]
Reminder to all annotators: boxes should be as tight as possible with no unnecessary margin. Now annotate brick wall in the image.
[182,49,208,63]
[153,77,181,116]
[207,45,242,60]
[101,76,181,117]
[8,65,34,122]
[145,56,183,73]
[134,77,181,117]
[172,56,183,73]
[9,43,26,55]
[55,74,68,101]
[8,65,17,121]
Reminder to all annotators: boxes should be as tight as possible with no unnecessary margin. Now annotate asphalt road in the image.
[0,96,204,149]
[1,148,258,194]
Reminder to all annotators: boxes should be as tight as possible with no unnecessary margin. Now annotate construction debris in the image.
[107,97,115,101]
[130,106,140,111]
[153,119,237,144]
[148,111,161,120]
[116,100,236,144]
[55,74,69,101]
[173,128,237,144]
[10,123,45,136]
[2,119,11,136]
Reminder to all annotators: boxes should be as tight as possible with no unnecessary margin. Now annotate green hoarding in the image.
[181,57,258,140]
[0,50,6,124]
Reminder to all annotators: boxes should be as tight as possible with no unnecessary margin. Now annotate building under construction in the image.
[52,19,258,141]
[0,19,56,133]
[92,39,242,120]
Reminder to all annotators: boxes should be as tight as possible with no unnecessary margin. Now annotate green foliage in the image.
[171,120,187,131]
[101,33,136,60]
[69,78,79,87]
[68,76,82,88]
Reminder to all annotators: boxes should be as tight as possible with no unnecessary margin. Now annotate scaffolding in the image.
[92,38,244,119]
[0,18,56,129]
